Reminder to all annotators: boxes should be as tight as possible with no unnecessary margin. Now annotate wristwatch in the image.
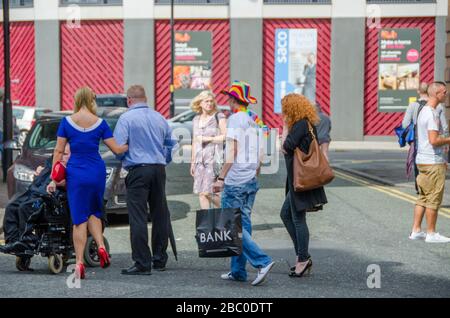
[218,177,225,182]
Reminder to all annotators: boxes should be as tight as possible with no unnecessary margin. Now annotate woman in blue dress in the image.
[52,87,128,279]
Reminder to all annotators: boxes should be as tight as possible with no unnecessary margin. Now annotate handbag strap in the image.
[306,121,316,141]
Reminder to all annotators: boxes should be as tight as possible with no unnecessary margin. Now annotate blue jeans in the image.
[221,179,273,281]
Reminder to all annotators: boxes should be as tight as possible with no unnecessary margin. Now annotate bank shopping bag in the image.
[195,208,242,258]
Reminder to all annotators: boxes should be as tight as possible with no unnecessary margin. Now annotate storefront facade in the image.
[0,22,35,106]
[0,0,447,140]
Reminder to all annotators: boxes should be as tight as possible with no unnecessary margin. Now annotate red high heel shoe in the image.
[75,263,85,280]
[98,247,111,269]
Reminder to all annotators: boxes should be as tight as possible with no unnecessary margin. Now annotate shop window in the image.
[60,0,122,6]
[1,0,34,8]
[366,0,436,3]
[263,0,331,4]
[155,0,229,4]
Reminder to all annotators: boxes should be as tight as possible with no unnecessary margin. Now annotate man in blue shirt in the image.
[114,85,177,275]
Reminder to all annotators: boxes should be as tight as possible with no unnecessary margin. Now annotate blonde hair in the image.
[418,82,428,95]
[127,85,147,100]
[190,91,217,114]
[282,94,320,131]
[74,86,97,115]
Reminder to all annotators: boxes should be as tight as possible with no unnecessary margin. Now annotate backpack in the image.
[394,100,427,148]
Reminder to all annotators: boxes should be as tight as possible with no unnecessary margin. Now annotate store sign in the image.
[174,31,213,102]
[273,29,318,114]
[378,28,421,112]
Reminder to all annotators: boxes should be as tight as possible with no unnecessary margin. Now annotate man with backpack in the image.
[402,82,448,135]
[401,82,448,191]
[409,82,450,243]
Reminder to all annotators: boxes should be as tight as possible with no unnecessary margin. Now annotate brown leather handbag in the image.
[293,121,334,192]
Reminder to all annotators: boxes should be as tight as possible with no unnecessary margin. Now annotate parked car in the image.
[96,94,127,108]
[13,106,53,146]
[0,117,23,161]
[7,107,129,215]
[168,105,231,145]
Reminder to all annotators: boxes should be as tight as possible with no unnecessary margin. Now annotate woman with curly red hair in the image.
[280,93,328,278]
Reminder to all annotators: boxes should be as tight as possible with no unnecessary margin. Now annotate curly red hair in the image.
[281,94,320,131]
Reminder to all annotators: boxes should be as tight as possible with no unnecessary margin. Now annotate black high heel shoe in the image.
[289,257,311,273]
[289,259,313,277]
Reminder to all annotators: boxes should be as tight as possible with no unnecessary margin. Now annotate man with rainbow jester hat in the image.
[212,81,275,286]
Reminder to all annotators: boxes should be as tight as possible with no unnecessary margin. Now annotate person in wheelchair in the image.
[0,144,70,255]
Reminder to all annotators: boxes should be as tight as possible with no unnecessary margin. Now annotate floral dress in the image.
[192,112,225,194]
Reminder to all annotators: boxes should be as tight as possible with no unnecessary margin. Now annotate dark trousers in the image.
[280,191,310,262]
[125,165,169,270]
[3,196,21,244]
[3,193,35,244]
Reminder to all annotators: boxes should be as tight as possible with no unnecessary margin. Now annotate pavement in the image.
[0,143,449,298]
[330,147,450,208]
[330,140,408,151]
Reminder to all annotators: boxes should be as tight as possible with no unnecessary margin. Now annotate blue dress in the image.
[57,117,113,225]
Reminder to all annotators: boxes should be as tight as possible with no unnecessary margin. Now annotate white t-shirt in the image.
[225,112,261,186]
[416,105,446,164]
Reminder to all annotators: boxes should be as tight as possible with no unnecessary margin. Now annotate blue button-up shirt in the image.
[113,103,177,169]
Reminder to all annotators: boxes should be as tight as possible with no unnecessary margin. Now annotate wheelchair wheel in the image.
[84,236,110,267]
[15,256,31,272]
[48,254,64,274]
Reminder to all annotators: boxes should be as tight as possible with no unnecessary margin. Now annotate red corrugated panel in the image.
[155,20,230,118]
[263,19,331,129]
[61,21,124,110]
[0,22,36,106]
[364,18,435,136]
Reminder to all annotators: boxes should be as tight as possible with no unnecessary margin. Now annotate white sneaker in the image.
[251,262,275,286]
[409,231,427,240]
[425,233,450,243]
[220,272,236,281]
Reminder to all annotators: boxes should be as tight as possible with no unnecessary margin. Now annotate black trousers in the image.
[125,165,169,270]
[3,195,22,244]
[4,192,43,245]
[280,192,311,262]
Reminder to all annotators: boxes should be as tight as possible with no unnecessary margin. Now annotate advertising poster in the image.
[174,31,213,101]
[273,28,318,114]
[378,28,421,112]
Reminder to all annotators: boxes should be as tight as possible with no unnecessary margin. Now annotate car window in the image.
[96,97,127,108]
[178,112,197,123]
[13,109,25,119]
[28,117,119,152]
[99,118,119,152]
[35,109,52,119]
[28,121,59,150]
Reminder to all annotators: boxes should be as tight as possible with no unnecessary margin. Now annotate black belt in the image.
[128,164,163,171]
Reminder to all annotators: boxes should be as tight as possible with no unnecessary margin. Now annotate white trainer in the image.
[220,272,236,281]
[409,231,427,240]
[425,233,450,243]
[251,262,275,286]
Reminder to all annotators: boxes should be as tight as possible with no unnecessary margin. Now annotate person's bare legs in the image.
[199,193,210,210]
[210,193,221,208]
[425,208,438,234]
[73,223,88,265]
[412,205,426,233]
[87,215,105,250]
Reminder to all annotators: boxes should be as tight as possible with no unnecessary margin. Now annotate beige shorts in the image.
[416,164,447,210]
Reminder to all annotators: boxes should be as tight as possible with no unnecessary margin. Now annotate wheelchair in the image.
[14,192,110,274]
